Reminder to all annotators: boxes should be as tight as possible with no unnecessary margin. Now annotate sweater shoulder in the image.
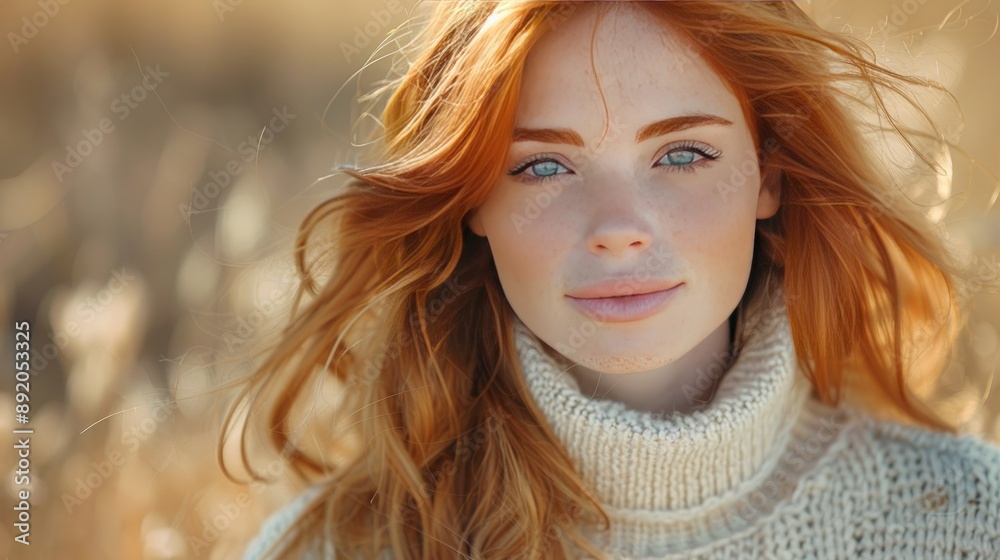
[840,411,1000,546]
[242,485,327,560]
[856,412,1000,486]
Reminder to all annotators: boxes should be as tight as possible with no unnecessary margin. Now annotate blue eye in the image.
[661,150,698,166]
[656,141,722,173]
[508,156,571,184]
[532,160,566,177]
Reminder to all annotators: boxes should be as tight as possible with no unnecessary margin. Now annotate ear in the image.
[465,209,486,237]
[755,164,781,220]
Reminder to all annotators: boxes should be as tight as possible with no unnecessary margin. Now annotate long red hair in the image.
[222,2,971,558]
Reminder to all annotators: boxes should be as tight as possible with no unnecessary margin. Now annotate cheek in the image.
[480,194,568,295]
[673,178,760,285]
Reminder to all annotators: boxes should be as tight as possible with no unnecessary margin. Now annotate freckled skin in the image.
[468,5,780,414]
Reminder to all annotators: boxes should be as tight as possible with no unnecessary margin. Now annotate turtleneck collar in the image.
[513,290,830,555]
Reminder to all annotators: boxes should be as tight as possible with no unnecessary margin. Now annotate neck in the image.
[511,293,844,557]
[564,316,735,415]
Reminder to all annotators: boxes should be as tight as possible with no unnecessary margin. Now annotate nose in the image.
[584,171,656,257]
[587,227,653,256]
[586,215,654,257]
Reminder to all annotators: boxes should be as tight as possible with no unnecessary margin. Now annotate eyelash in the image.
[507,140,723,185]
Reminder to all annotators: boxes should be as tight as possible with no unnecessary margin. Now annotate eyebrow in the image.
[512,114,734,146]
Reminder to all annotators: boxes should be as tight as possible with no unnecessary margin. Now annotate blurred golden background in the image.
[0,1,998,558]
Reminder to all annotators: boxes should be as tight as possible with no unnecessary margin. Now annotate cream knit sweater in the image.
[243,297,1000,559]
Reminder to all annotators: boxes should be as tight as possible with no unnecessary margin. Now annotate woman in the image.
[233,1,1000,558]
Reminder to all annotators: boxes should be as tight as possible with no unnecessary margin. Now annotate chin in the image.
[575,351,672,375]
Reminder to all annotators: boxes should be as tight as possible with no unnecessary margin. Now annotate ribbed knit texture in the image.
[243,295,1000,559]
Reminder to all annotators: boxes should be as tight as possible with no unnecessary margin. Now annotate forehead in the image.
[516,5,743,133]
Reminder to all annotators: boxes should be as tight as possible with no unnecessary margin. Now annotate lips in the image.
[566,281,683,323]
[566,279,682,299]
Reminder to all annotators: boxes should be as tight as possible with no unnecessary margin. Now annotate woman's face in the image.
[468,5,779,374]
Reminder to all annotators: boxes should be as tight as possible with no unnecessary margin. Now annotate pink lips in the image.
[566,283,683,323]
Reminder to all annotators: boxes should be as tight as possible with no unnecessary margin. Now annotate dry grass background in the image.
[0,1,998,558]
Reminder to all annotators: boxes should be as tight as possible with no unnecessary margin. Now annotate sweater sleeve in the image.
[241,486,328,560]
